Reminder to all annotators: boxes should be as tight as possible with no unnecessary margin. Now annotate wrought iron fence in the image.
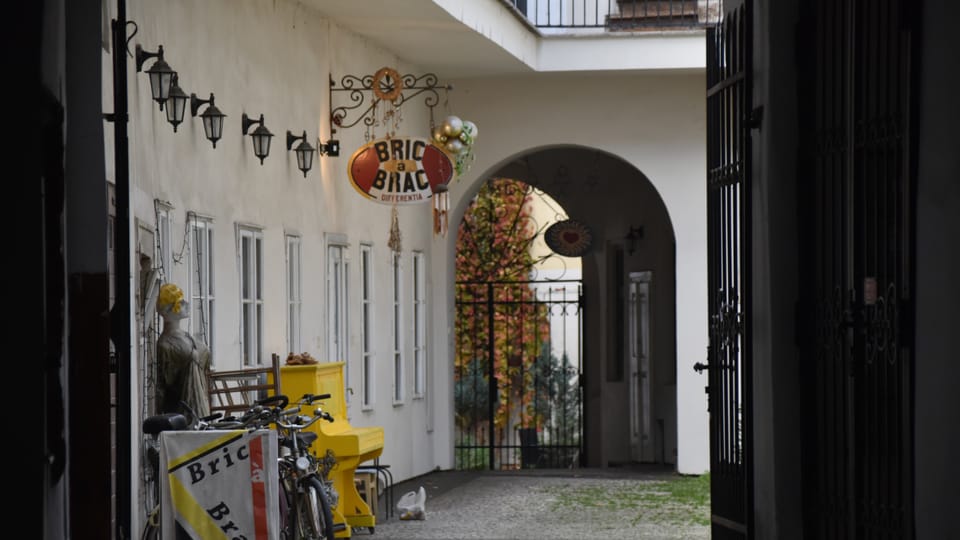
[506,0,721,29]
[454,280,583,470]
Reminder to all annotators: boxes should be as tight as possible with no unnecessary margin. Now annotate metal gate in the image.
[454,279,583,470]
[703,1,753,537]
[800,0,915,537]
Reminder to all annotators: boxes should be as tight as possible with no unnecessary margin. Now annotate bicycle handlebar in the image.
[276,414,318,430]
[200,412,223,422]
[203,392,335,432]
[255,394,289,410]
[274,408,334,430]
[305,393,332,404]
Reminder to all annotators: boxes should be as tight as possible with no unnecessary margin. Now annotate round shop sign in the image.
[348,136,454,205]
[544,219,593,257]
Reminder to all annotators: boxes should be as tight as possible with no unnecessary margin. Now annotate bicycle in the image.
[272,393,340,540]
[212,393,341,540]
[140,394,341,540]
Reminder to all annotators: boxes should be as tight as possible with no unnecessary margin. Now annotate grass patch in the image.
[541,473,710,528]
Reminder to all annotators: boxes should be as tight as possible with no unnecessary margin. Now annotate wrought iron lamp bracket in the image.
[328,70,450,133]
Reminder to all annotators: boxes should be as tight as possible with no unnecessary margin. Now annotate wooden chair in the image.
[207,353,282,416]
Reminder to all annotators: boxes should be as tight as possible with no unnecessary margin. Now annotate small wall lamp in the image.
[286,130,316,177]
[135,44,176,110]
[165,74,189,132]
[625,226,644,255]
[317,139,340,157]
[241,113,274,165]
[190,93,226,148]
[317,138,340,158]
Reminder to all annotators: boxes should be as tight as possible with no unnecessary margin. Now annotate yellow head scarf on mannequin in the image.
[157,283,185,314]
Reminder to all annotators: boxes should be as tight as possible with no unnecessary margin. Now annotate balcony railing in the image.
[507,0,721,30]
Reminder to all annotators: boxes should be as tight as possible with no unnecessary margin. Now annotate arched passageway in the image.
[452,145,680,469]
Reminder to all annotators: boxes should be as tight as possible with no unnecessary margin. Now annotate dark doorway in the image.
[798,0,916,537]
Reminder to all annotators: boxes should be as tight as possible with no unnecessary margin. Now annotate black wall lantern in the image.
[191,93,226,148]
[625,226,644,255]
[165,74,189,131]
[286,130,316,177]
[241,113,273,165]
[135,44,176,110]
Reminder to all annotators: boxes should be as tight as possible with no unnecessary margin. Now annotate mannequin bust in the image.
[156,283,211,419]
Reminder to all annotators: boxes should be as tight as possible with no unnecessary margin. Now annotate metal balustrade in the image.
[505,0,721,30]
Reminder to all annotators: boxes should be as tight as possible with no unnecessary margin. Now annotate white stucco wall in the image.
[444,72,709,474]
[120,0,452,501]
[115,9,709,531]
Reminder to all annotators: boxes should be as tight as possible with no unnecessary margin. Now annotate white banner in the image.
[160,429,279,540]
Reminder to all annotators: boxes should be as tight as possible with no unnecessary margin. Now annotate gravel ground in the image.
[357,468,710,540]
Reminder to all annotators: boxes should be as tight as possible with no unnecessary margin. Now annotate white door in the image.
[628,271,654,462]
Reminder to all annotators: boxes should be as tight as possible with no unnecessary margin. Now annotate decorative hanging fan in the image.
[544,219,593,257]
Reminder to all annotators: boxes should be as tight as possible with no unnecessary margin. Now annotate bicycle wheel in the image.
[140,506,160,540]
[299,475,336,540]
[278,470,295,540]
[140,524,159,540]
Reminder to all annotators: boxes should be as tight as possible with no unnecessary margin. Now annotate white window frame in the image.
[412,251,426,399]
[391,251,404,405]
[286,234,302,355]
[326,235,350,396]
[238,225,264,367]
[360,244,374,409]
[188,214,215,358]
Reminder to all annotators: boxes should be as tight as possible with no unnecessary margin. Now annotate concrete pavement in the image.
[355,466,710,539]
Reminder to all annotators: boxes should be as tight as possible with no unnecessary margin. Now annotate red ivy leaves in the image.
[455,178,550,430]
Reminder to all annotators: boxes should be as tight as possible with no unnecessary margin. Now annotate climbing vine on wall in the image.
[454,178,551,430]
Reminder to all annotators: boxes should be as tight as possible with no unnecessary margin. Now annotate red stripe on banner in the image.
[249,435,268,540]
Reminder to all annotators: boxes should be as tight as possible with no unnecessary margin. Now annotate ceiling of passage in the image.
[302,0,535,78]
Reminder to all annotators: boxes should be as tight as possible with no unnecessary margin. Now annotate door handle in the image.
[693,362,709,374]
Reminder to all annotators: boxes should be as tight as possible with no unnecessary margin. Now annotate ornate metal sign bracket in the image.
[329,67,450,133]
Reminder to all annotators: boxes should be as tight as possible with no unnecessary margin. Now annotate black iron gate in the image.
[799,0,915,537]
[703,1,753,538]
[454,279,583,470]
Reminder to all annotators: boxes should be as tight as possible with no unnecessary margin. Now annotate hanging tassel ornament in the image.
[388,204,402,253]
[433,182,449,237]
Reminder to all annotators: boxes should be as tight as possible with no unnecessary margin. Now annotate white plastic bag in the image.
[397,486,426,520]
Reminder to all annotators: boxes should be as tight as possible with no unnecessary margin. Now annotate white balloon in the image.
[442,115,463,137]
[445,139,464,154]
